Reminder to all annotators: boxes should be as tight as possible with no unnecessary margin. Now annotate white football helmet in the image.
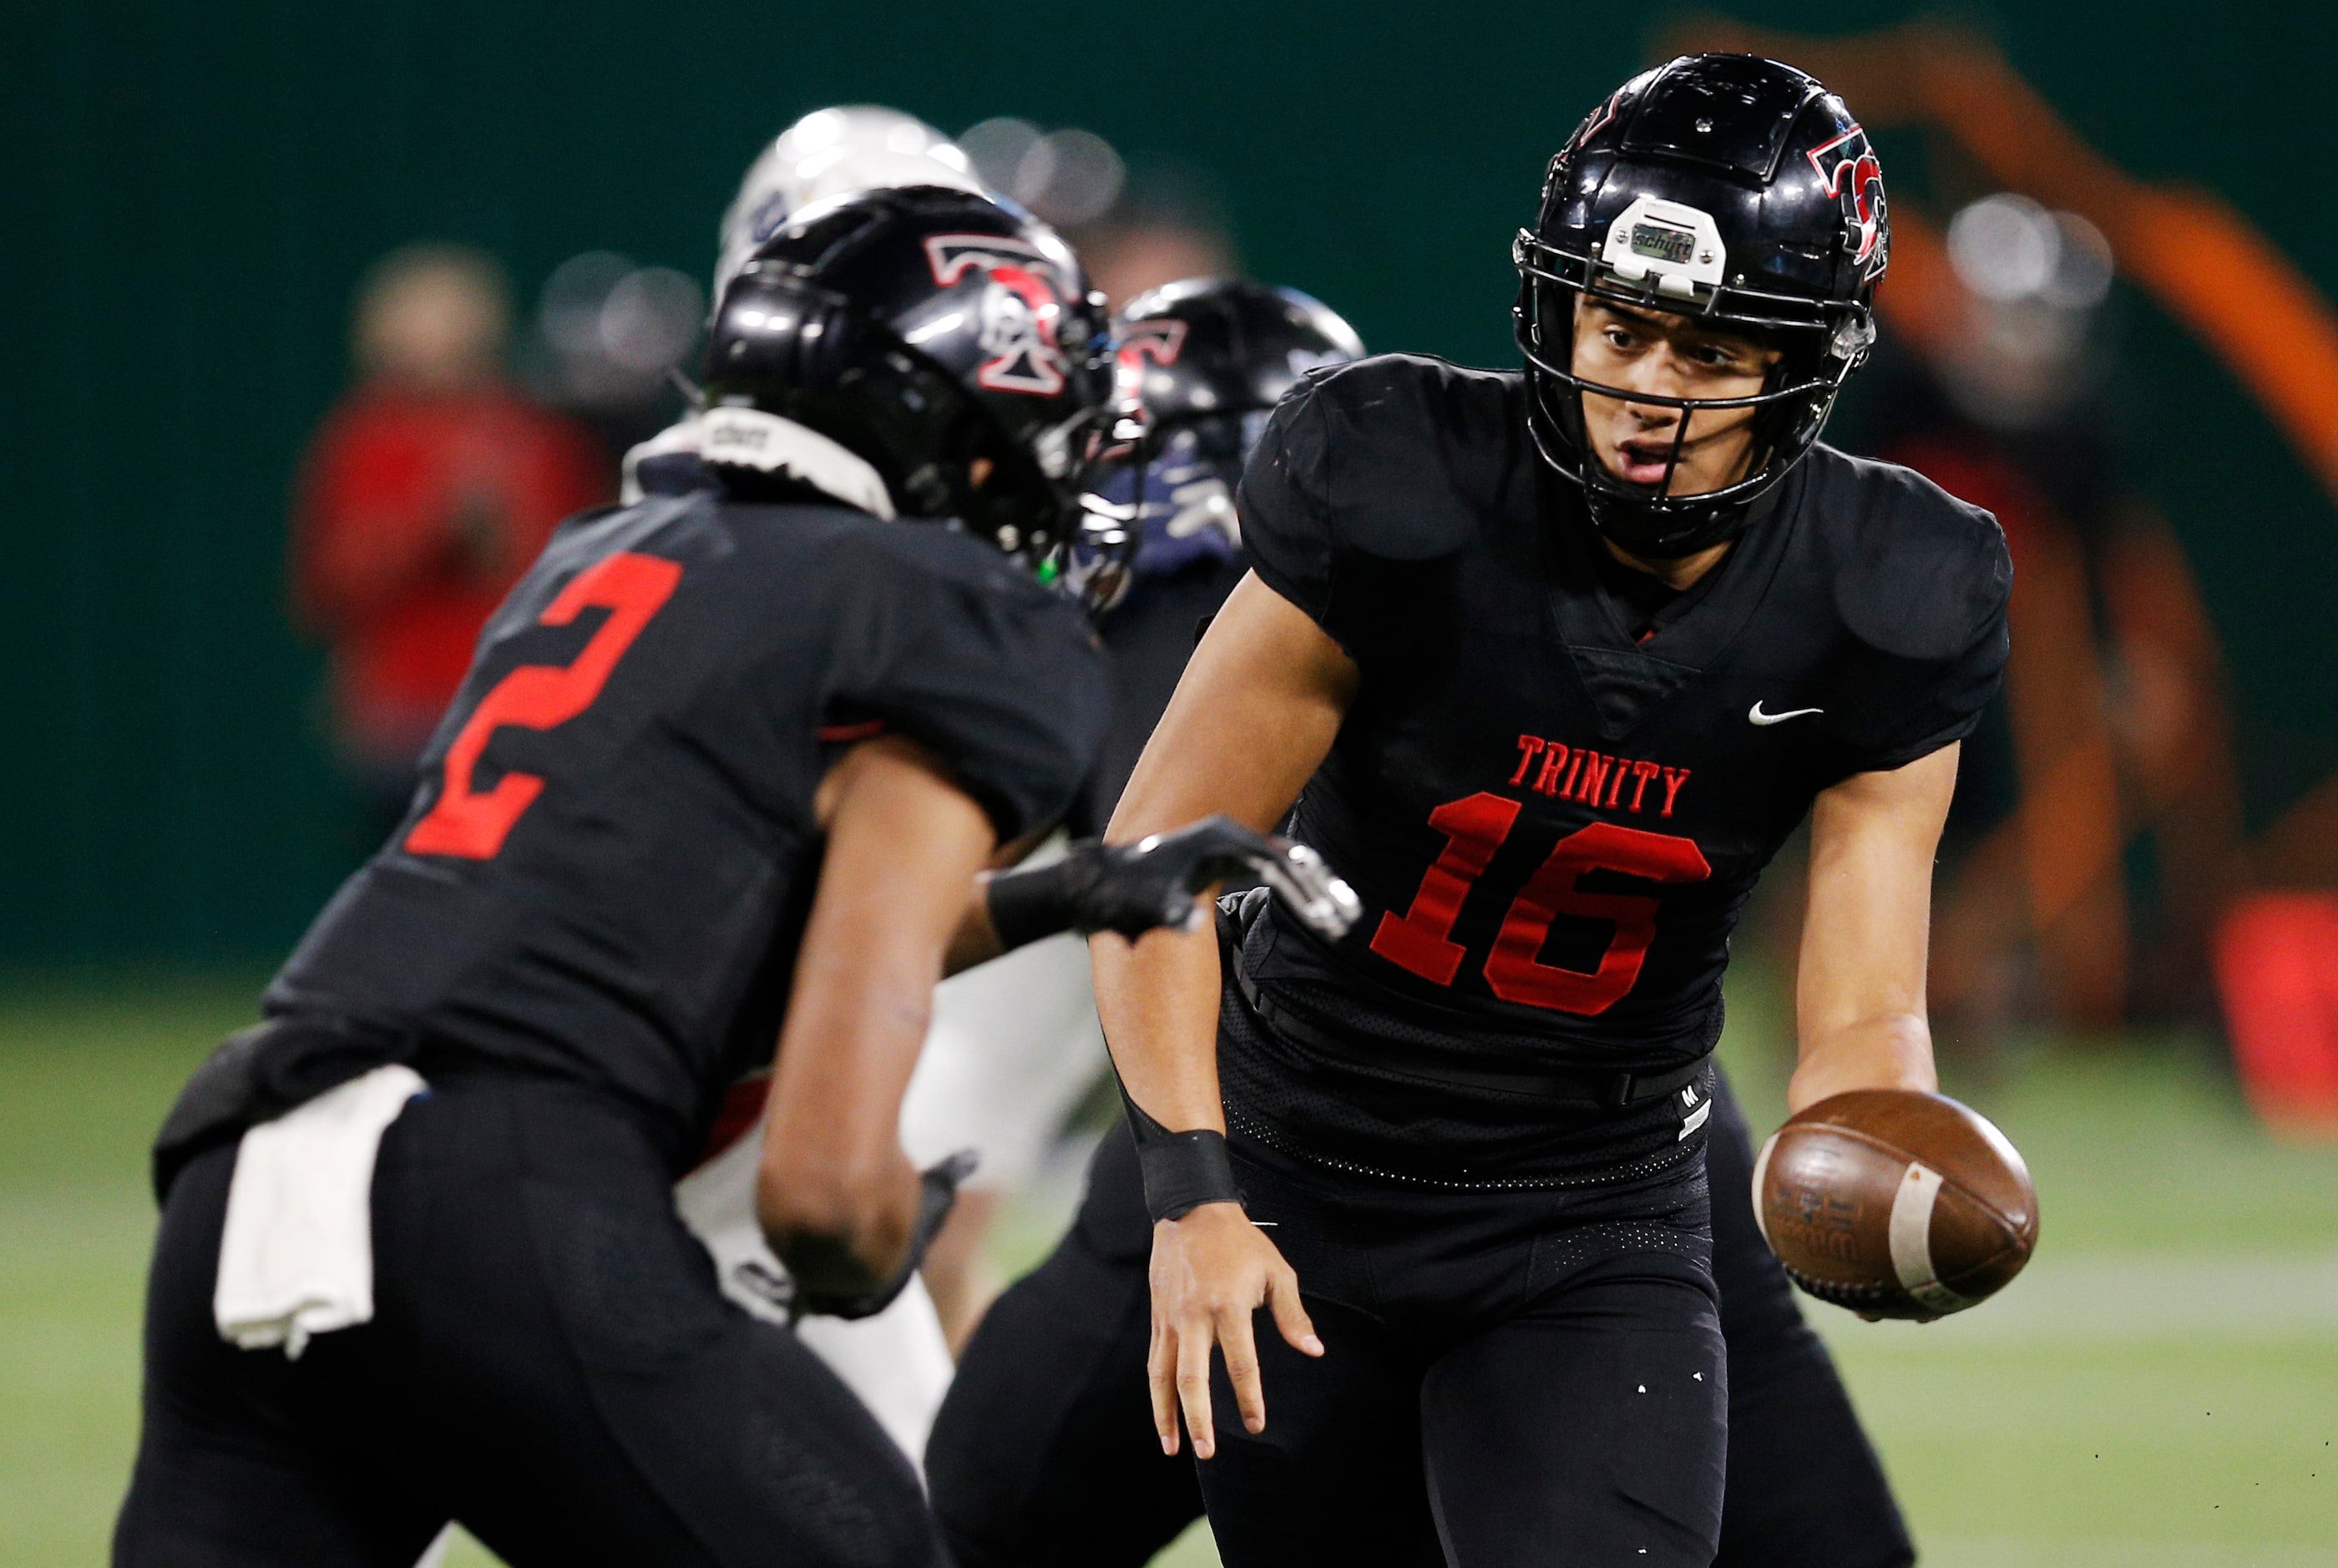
[713,106,984,301]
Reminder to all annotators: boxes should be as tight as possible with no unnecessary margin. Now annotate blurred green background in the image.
[4,971,2330,1564]
[6,0,2338,959]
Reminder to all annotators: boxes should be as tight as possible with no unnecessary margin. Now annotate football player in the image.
[640,106,993,1438]
[929,279,1917,1565]
[1087,55,2007,1567]
[114,186,1350,1568]
[627,106,1121,1363]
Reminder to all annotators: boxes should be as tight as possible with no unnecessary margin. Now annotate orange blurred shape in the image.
[2213,893,2338,1137]
[1667,16,2338,513]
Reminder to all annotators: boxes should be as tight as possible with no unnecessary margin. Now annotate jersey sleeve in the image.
[836,543,1108,843]
[1821,483,2014,777]
[1236,357,1492,660]
[1829,609,2009,776]
[1236,372,1340,627]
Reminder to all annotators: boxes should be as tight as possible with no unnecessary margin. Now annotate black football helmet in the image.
[1116,276,1366,442]
[1092,279,1364,587]
[698,185,1128,607]
[1515,53,1888,558]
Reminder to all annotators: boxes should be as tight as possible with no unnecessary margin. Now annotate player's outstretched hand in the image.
[1146,1201,1323,1460]
[986,815,1362,953]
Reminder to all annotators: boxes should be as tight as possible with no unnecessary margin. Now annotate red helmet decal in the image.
[1805,125,1889,279]
[1571,88,1626,153]
[1113,318,1187,401]
[924,234,1073,396]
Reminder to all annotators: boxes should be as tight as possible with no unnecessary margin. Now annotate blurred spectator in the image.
[291,243,605,847]
[1076,205,1238,310]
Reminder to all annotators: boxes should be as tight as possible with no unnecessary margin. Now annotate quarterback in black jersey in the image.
[114,189,1345,1568]
[1096,57,2009,1567]
[929,282,1915,1566]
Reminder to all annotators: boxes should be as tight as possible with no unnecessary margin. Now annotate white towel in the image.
[212,1064,427,1359]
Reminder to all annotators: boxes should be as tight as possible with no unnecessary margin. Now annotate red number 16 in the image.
[1367,792,1711,1015]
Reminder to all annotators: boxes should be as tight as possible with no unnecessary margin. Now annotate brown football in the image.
[1753,1089,2039,1321]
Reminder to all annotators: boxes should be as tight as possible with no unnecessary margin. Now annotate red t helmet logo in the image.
[1112,318,1187,403]
[924,235,1073,395]
[1806,126,1890,280]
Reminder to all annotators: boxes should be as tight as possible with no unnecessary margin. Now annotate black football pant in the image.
[928,1070,1914,1568]
[941,1128,1725,1568]
[115,1072,946,1568]
[1203,1143,1724,1566]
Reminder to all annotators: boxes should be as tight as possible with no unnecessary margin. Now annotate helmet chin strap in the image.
[1525,387,1762,561]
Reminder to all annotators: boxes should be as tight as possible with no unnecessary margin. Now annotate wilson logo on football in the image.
[1805,125,1889,280]
[924,235,1073,396]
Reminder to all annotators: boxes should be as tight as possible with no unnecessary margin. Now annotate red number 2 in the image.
[404,551,683,861]
[1369,796,1711,1015]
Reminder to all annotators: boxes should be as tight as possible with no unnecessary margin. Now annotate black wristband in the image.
[1122,1092,1243,1222]
[1138,1130,1242,1222]
[984,858,1080,953]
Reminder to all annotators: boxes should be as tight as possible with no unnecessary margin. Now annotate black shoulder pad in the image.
[1806,447,2012,660]
[1302,354,1518,560]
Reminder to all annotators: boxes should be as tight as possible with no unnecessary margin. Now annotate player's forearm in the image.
[1087,576,1354,1128]
[758,963,930,1274]
[1088,781,1242,1136]
[1792,745,1959,1113]
[1789,1012,1937,1112]
[761,737,993,1275]
[1092,923,1228,1134]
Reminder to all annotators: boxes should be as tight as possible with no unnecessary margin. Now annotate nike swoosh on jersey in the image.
[1748,701,1824,726]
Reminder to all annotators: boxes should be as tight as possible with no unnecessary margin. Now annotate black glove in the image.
[788,1148,979,1322]
[984,815,1361,953]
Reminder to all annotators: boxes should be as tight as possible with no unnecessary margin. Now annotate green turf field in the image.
[3,968,2330,1565]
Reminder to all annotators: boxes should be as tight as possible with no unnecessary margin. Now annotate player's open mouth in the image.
[1612,437,1683,488]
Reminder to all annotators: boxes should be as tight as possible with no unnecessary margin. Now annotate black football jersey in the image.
[1226,355,2008,1173]
[267,492,1106,1159]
